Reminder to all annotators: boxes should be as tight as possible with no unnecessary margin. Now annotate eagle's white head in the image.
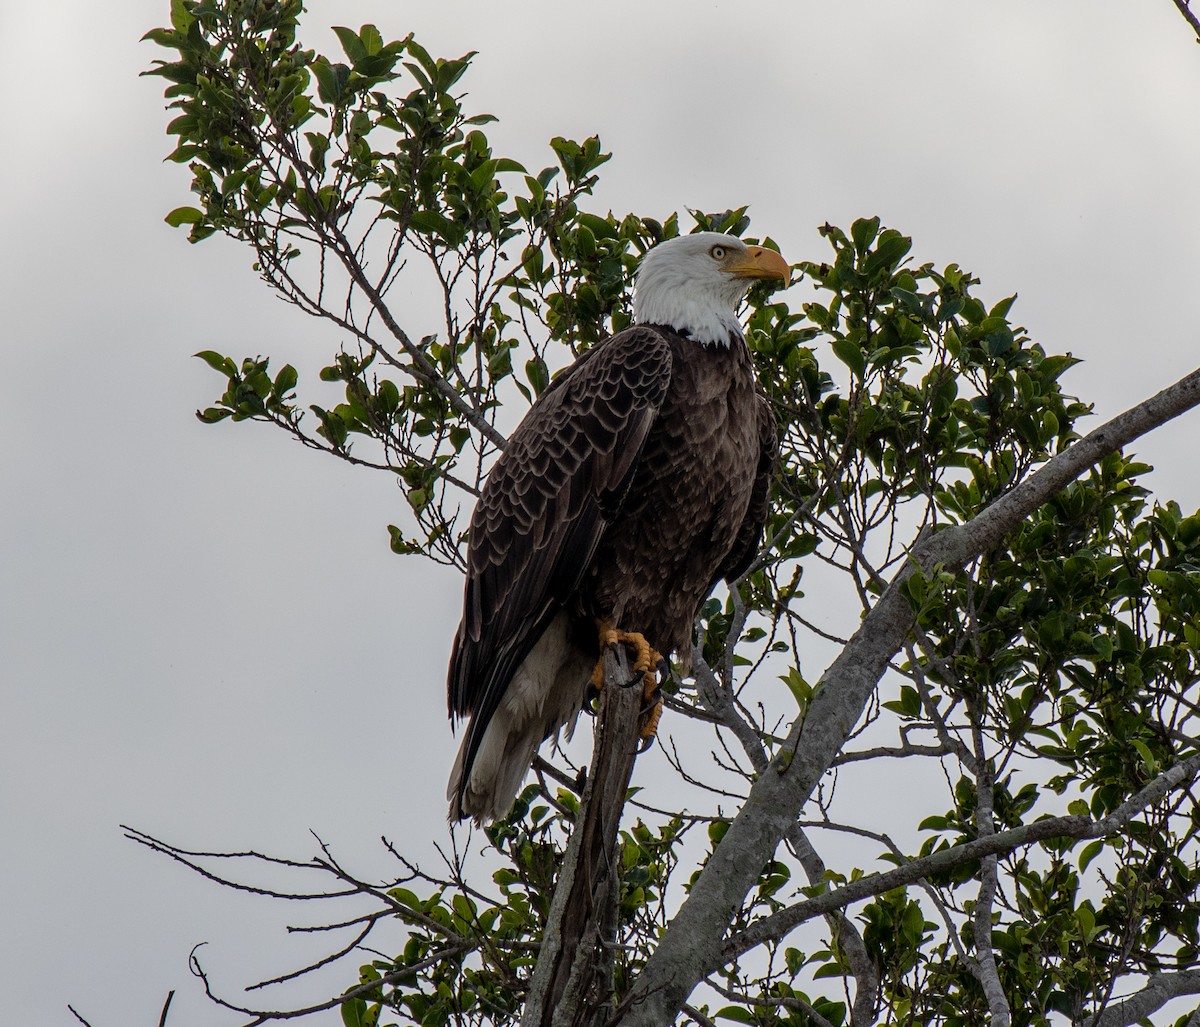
[632,231,790,347]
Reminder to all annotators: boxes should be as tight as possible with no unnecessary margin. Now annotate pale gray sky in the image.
[3,2,1199,1025]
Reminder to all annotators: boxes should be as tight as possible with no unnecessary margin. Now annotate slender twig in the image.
[1171,0,1200,42]
[158,991,175,1027]
[247,921,373,991]
[706,977,837,1027]
[189,940,471,1024]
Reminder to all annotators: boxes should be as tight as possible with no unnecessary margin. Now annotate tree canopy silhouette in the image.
[140,3,1200,1025]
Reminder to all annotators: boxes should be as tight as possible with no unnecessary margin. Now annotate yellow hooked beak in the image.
[722,245,791,286]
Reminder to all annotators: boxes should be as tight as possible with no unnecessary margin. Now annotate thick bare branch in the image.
[1082,970,1200,1027]
[521,646,644,1027]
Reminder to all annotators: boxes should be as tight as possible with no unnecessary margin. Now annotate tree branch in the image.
[322,222,509,451]
[618,365,1200,1025]
[1170,0,1200,42]
[723,747,1200,964]
[187,939,471,1024]
[691,646,768,775]
[706,977,837,1027]
[830,740,950,766]
[969,729,1010,1026]
[1082,970,1200,1027]
[783,823,877,1025]
[521,646,644,1027]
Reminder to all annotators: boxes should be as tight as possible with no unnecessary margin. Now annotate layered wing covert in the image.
[447,326,674,798]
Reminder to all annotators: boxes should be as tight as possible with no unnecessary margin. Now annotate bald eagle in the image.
[447,232,788,823]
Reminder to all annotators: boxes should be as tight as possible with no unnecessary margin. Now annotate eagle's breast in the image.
[584,327,761,654]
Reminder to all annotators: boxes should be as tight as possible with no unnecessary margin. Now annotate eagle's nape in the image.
[590,621,667,742]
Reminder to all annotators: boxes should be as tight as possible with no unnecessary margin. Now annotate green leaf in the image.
[168,0,193,34]
[851,215,880,254]
[1079,839,1105,872]
[359,24,384,56]
[332,26,367,66]
[312,58,351,104]
[1076,904,1097,942]
[831,337,865,379]
[341,997,366,1027]
[387,886,422,909]
[990,294,1018,319]
[864,229,912,278]
[165,206,203,227]
[377,379,401,412]
[273,364,298,397]
[194,350,237,377]
[525,357,549,395]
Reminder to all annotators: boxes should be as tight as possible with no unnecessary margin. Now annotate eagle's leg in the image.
[591,621,665,742]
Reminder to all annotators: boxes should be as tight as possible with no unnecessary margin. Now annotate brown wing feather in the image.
[447,326,674,798]
[719,389,778,583]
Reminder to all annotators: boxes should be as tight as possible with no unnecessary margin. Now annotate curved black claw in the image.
[642,683,663,714]
[637,681,664,753]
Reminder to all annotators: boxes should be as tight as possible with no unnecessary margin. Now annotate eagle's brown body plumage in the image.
[446,233,785,823]
[585,328,774,655]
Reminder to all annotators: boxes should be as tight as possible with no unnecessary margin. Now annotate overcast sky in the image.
[3,2,1200,1025]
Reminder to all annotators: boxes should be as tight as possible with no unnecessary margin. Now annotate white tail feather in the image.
[448,612,591,824]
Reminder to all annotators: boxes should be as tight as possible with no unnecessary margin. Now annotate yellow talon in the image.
[591,621,665,743]
[639,691,663,741]
[590,656,606,690]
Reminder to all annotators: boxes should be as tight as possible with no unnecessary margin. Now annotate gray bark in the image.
[1082,970,1200,1027]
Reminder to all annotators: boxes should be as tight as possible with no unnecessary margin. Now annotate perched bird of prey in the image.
[447,231,788,824]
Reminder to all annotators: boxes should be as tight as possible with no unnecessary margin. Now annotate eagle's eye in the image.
[709,245,727,261]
